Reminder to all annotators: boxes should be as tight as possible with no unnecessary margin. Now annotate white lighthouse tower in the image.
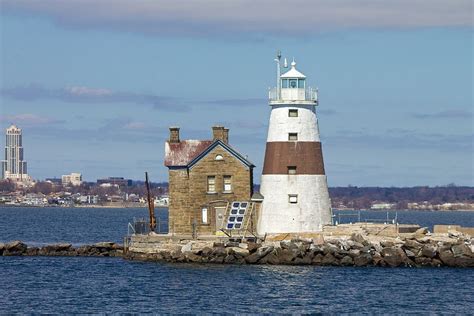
[257,53,332,234]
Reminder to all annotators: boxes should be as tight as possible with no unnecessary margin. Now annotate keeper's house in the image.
[164,126,255,236]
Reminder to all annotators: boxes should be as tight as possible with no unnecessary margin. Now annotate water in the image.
[0,206,168,245]
[0,207,473,313]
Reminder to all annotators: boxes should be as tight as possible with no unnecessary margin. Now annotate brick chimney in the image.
[212,126,225,142]
[223,128,229,144]
[169,127,180,143]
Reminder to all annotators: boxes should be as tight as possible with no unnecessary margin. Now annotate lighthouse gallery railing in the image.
[268,87,318,102]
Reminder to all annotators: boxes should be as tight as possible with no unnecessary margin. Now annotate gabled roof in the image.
[188,140,255,169]
[164,140,213,167]
[164,139,254,169]
[281,61,306,79]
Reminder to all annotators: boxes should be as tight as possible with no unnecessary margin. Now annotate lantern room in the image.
[280,60,306,101]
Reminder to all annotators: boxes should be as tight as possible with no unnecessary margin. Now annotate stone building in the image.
[164,126,255,236]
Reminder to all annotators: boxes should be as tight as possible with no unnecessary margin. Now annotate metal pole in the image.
[275,50,281,99]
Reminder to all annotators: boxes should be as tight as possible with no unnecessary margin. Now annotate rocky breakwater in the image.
[126,230,474,268]
[0,241,123,257]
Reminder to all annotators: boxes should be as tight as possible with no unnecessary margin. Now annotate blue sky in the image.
[0,0,472,186]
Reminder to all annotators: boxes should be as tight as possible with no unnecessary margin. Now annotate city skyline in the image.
[0,1,472,186]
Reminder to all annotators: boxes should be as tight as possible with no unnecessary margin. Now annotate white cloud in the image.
[0,113,62,125]
[65,86,112,97]
[2,0,471,37]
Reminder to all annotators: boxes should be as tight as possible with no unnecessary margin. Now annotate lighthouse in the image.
[257,53,332,234]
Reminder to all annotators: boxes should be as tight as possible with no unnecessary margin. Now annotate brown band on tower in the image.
[262,141,326,175]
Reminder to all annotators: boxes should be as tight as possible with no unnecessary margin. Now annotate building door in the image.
[215,207,226,234]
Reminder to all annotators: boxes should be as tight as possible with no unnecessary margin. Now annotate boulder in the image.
[224,254,236,264]
[340,255,353,266]
[404,249,416,259]
[380,240,395,248]
[184,252,202,263]
[294,255,312,265]
[225,241,240,248]
[403,239,422,251]
[415,227,429,235]
[421,245,437,258]
[25,247,39,256]
[414,256,432,266]
[238,243,248,250]
[277,248,296,264]
[4,241,27,255]
[351,233,369,246]
[312,253,324,265]
[227,247,249,259]
[372,253,384,266]
[209,256,225,264]
[43,243,72,252]
[321,253,338,266]
[381,247,407,267]
[451,244,472,258]
[211,247,227,257]
[309,244,324,255]
[350,242,365,249]
[245,246,274,264]
[354,254,372,266]
[93,242,115,249]
[260,251,280,265]
[323,244,339,255]
[200,247,213,257]
[438,250,456,266]
[454,256,474,268]
[348,249,361,258]
[246,242,260,253]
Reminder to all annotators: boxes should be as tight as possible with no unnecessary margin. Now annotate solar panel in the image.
[226,201,249,230]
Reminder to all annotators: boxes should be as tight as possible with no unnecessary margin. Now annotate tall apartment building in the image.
[62,173,83,186]
[1,125,31,183]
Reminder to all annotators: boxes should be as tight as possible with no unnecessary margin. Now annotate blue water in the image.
[0,207,473,313]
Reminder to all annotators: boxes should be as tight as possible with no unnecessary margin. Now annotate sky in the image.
[0,0,472,186]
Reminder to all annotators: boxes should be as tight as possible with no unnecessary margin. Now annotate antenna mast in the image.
[275,50,282,100]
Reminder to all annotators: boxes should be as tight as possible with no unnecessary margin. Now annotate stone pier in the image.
[124,223,474,267]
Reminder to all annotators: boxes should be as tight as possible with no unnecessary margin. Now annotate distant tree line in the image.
[329,186,474,209]
[2,180,473,209]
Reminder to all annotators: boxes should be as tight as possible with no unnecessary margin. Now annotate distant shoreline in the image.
[0,204,472,212]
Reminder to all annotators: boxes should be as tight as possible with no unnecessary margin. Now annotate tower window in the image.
[282,79,289,88]
[289,109,298,117]
[289,194,298,204]
[207,176,216,193]
[288,133,298,141]
[289,79,297,88]
[201,208,208,224]
[223,175,232,192]
[288,166,297,175]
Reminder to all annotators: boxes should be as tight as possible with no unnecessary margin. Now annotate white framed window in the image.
[288,166,297,175]
[215,154,224,161]
[201,208,208,224]
[223,175,232,192]
[289,194,298,204]
[289,109,298,117]
[288,133,298,141]
[207,176,216,193]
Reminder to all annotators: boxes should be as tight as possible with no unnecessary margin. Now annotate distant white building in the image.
[371,203,396,210]
[1,125,32,184]
[62,173,82,186]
